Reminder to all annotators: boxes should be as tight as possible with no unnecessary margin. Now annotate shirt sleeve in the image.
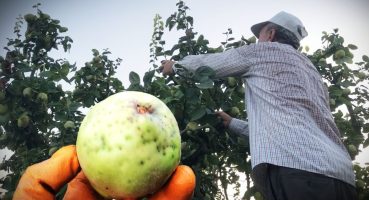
[228,118,249,137]
[175,44,257,78]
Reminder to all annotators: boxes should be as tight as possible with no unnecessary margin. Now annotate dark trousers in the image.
[251,164,358,200]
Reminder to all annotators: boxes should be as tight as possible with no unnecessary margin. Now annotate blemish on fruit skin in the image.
[101,135,106,147]
[140,160,145,165]
[125,135,132,140]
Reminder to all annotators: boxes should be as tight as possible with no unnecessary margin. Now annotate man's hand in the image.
[160,60,175,76]
[216,111,233,128]
[13,145,196,200]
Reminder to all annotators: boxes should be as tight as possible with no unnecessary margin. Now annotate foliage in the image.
[0,4,123,199]
[0,1,369,199]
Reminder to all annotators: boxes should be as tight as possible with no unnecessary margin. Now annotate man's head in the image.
[251,11,308,49]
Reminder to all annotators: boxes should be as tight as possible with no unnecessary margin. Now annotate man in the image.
[161,11,357,200]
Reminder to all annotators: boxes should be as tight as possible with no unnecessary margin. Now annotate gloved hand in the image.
[13,145,196,200]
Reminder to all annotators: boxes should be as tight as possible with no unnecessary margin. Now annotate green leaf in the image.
[190,106,206,121]
[194,66,215,78]
[60,63,70,77]
[363,55,369,62]
[343,57,353,64]
[171,44,180,53]
[0,113,10,124]
[143,70,155,86]
[363,138,369,148]
[196,79,213,89]
[168,21,176,31]
[363,124,369,133]
[186,16,193,26]
[39,71,54,78]
[347,44,357,50]
[172,88,184,99]
[129,71,140,85]
[92,49,99,56]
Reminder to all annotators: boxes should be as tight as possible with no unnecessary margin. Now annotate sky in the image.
[0,0,369,166]
[1,0,369,85]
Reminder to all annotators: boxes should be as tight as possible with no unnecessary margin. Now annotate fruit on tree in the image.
[236,86,245,95]
[248,36,256,43]
[76,91,181,199]
[0,104,8,115]
[357,72,366,80]
[230,106,240,117]
[23,87,32,98]
[186,121,198,131]
[17,114,30,128]
[254,192,263,200]
[356,180,365,189]
[346,51,353,59]
[334,49,346,59]
[342,88,351,95]
[227,77,237,88]
[305,46,310,52]
[37,92,48,102]
[64,121,75,129]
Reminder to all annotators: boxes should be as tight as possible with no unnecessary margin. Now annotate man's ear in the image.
[268,29,276,42]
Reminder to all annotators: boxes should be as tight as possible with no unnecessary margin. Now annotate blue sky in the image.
[0,0,369,164]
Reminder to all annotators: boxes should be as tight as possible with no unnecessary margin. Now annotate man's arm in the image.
[229,118,249,137]
[217,111,249,137]
[162,44,257,78]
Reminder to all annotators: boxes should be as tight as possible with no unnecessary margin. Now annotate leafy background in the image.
[1,1,369,199]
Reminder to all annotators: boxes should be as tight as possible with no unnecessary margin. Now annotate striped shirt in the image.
[175,42,355,186]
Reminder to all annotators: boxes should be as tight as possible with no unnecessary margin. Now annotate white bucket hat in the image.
[251,11,308,41]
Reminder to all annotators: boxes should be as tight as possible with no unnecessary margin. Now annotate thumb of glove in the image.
[13,145,80,200]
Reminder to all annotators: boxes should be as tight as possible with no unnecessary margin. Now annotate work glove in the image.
[13,145,196,200]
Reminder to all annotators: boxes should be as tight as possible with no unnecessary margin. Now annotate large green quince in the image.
[76,91,181,199]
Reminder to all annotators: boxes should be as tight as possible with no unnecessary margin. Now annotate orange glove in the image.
[13,145,196,200]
